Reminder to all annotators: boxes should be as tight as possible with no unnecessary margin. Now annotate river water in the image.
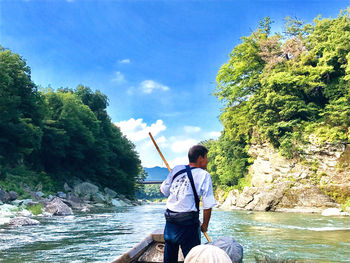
[0,203,349,262]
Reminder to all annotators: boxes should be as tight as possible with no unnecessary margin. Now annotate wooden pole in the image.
[148,132,212,243]
[148,132,171,172]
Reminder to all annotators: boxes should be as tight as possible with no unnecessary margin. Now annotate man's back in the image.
[161,165,216,213]
[160,145,216,263]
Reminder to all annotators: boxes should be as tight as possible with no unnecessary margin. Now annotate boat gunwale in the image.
[110,229,164,263]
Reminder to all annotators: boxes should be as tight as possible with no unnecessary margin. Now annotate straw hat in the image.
[184,245,232,263]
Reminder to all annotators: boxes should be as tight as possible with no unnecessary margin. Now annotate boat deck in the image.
[111,229,184,263]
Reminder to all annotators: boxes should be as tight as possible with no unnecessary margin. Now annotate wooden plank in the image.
[110,234,154,263]
[151,229,164,242]
[110,229,185,263]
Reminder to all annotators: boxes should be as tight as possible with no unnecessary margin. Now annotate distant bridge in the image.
[138,180,163,185]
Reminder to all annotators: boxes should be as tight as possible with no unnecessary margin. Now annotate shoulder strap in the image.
[171,167,198,183]
[185,165,200,212]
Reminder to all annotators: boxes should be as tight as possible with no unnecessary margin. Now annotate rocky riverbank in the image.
[216,138,350,216]
[0,181,138,227]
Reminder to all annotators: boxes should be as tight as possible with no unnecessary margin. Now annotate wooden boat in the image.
[111,229,184,263]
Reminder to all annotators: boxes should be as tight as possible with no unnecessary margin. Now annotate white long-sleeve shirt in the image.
[160,165,217,212]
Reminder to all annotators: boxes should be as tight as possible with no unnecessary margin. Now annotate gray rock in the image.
[104,187,117,199]
[92,192,106,203]
[64,199,83,209]
[243,140,350,213]
[45,197,73,216]
[67,193,82,203]
[278,184,336,209]
[56,192,67,199]
[9,217,40,227]
[235,187,257,208]
[0,188,10,203]
[74,182,99,198]
[221,190,239,209]
[63,193,88,210]
[111,198,129,207]
[35,191,45,198]
[64,182,72,192]
[253,182,290,211]
[8,191,18,201]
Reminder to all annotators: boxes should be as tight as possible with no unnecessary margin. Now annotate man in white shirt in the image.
[160,145,217,263]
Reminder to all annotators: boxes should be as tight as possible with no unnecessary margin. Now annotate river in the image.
[0,203,349,262]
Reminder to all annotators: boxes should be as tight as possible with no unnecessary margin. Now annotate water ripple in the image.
[0,204,349,263]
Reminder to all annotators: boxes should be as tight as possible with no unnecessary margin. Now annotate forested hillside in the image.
[206,10,350,190]
[0,47,143,197]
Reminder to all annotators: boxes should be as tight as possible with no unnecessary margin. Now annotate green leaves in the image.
[40,87,142,196]
[0,47,142,197]
[0,47,44,166]
[209,10,350,189]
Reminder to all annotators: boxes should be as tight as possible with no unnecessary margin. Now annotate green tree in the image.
[209,9,350,189]
[0,47,44,167]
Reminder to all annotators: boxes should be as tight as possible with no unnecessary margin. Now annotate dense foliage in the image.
[0,47,143,197]
[206,10,350,188]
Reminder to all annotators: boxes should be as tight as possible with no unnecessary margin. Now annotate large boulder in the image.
[220,190,240,209]
[104,187,118,199]
[74,182,99,200]
[234,140,349,213]
[45,197,73,216]
[277,184,336,212]
[56,192,67,199]
[9,217,40,227]
[8,191,18,201]
[92,192,106,203]
[235,187,257,208]
[111,198,129,207]
[0,188,10,203]
[248,181,291,211]
[64,182,73,192]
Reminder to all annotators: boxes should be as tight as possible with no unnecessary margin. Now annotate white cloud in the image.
[209,131,221,138]
[115,118,166,142]
[168,156,189,168]
[171,138,197,153]
[119,59,131,64]
[138,137,169,168]
[140,80,169,94]
[112,71,126,83]
[184,126,201,133]
[114,118,220,168]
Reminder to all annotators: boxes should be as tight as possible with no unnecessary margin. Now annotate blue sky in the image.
[1,0,349,168]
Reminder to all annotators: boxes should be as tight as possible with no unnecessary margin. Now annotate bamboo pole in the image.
[148,132,171,172]
[148,132,212,243]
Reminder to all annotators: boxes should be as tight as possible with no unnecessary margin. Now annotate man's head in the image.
[188,144,209,169]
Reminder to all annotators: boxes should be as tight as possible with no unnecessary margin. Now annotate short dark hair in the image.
[188,145,208,163]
